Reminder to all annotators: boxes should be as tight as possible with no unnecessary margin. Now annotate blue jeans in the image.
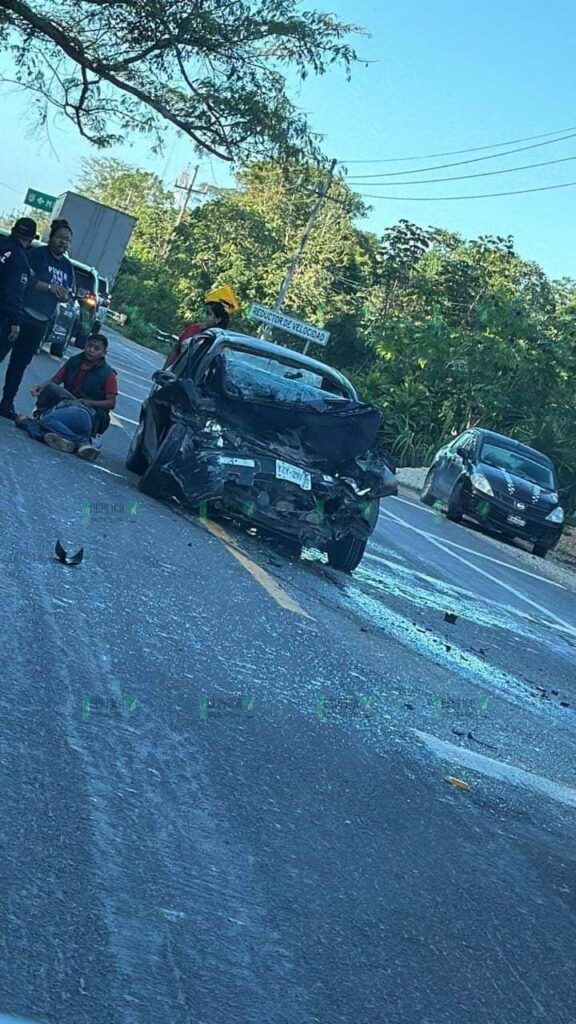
[25,404,95,447]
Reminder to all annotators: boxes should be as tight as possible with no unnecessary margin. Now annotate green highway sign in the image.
[24,188,57,212]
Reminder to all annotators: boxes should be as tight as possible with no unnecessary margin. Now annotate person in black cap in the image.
[0,218,75,420]
[0,217,37,353]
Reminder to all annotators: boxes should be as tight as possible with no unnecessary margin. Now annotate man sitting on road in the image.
[16,334,118,461]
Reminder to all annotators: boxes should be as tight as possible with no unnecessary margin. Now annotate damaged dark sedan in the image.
[126,330,397,570]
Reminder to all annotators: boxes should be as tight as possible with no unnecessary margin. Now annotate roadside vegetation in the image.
[74,157,576,509]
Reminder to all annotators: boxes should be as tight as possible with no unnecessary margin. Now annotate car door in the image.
[433,432,473,500]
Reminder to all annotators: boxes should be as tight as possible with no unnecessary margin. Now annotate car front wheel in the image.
[125,414,149,474]
[446,482,465,522]
[533,542,549,558]
[421,469,436,506]
[138,422,187,499]
[327,534,368,572]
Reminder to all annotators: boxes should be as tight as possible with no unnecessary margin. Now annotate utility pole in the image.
[174,164,200,227]
[261,158,337,347]
[161,165,201,258]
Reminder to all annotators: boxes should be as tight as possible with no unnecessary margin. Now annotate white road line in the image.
[414,729,576,809]
[118,390,144,403]
[381,506,576,638]
[117,378,150,392]
[389,494,434,515]
[364,550,567,636]
[111,412,138,427]
[385,495,567,590]
[89,464,125,479]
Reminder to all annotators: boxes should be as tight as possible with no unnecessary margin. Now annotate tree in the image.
[0,0,360,159]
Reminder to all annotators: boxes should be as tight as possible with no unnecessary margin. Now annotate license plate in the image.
[507,514,526,527]
[275,460,311,490]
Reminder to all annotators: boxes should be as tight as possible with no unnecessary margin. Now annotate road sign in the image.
[24,188,57,212]
[249,303,330,346]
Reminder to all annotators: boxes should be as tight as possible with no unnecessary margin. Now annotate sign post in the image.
[249,303,330,349]
[24,189,57,213]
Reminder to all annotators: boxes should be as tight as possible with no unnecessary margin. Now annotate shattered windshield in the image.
[480,442,555,489]
[217,348,350,404]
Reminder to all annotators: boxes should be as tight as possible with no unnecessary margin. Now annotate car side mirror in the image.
[152,369,176,386]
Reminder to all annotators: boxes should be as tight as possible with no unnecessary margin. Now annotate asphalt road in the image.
[0,327,575,1024]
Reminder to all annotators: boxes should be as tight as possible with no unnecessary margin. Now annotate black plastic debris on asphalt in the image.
[55,539,84,566]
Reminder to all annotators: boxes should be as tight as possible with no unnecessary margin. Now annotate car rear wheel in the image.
[421,470,436,506]
[327,534,367,572]
[125,414,149,474]
[446,482,464,522]
[138,422,187,499]
[533,542,550,558]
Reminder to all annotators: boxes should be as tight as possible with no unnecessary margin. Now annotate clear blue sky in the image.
[0,0,575,277]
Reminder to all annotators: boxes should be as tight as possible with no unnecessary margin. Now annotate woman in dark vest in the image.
[15,334,118,461]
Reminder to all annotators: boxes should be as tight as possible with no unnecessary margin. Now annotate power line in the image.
[345,131,576,178]
[0,180,23,196]
[347,152,576,186]
[356,179,576,201]
[341,124,576,164]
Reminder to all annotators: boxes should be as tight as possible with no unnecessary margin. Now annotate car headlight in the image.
[545,506,564,523]
[470,472,494,496]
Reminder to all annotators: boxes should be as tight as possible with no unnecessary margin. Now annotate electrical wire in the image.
[345,131,576,178]
[346,152,576,186]
[355,179,576,201]
[340,123,576,164]
[0,180,23,196]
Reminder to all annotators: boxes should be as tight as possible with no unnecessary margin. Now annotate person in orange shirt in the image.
[163,301,230,370]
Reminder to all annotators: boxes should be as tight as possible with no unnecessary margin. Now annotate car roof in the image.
[472,428,554,465]
[206,329,358,399]
[71,258,98,275]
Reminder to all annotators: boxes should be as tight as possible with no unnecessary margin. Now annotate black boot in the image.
[0,401,17,421]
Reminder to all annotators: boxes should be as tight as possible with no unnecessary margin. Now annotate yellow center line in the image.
[201,518,315,620]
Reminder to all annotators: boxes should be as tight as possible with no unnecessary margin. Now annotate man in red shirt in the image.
[16,334,118,461]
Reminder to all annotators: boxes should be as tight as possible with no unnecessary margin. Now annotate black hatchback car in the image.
[126,330,397,570]
[421,428,564,557]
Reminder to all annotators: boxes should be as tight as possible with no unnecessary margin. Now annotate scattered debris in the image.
[551,690,560,696]
[444,644,452,652]
[360,626,369,633]
[560,701,570,708]
[444,612,458,624]
[445,775,470,791]
[467,732,497,750]
[55,539,84,566]
[404,702,415,710]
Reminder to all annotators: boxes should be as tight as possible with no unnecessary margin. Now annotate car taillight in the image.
[85,292,97,308]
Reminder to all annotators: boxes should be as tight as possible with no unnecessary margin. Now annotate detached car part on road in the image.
[127,330,397,571]
[421,428,564,557]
